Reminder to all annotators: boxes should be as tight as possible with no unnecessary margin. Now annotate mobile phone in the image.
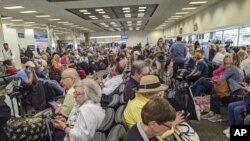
[49,101,60,107]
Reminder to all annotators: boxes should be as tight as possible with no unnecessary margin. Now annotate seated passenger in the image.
[55,68,80,118]
[202,53,244,122]
[123,75,184,130]
[124,60,150,101]
[96,63,123,95]
[52,54,62,72]
[53,79,105,141]
[186,51,208,85]
[124,97,176,141]
[17,61,38,86]
[3,59,18,74]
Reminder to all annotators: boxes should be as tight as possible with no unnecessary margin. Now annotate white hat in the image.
[25,61,35,68]
[134,51,140,55]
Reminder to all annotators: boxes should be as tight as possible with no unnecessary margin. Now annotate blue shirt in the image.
[16,69,29,83]
[170,41,187,63]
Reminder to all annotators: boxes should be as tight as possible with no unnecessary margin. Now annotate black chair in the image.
[115,105,128,130]
[0,74,17,85]
[108,94,120,110]
[97,108,115,135]
[118,82,126,95]
[93,131,106,141]
[106,124,126,141]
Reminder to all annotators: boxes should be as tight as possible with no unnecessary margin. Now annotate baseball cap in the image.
[25,61,35,68]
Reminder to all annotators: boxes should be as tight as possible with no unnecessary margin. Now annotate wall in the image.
[2,28,22,69]
[164,0,250,37]
[17,29,36,49]
[89,30,164,46]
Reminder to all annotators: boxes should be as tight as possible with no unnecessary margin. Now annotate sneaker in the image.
[223,127,230,135]
[226,133,230,139]
[201,112,214,119]
[208,114,222,122]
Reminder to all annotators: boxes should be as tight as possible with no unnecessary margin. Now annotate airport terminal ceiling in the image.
[1,0,221,33]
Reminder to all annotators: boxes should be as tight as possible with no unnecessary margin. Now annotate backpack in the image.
[0,96,11,141]
[5,78,21,94]
[166,86,200,120]
[32,80,56,111]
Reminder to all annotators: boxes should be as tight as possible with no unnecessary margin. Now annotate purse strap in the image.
[178,123,195,137]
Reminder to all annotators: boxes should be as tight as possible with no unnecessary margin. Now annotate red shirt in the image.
[5,66,18,74]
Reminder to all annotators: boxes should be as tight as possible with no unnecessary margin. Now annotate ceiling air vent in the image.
[47,0,83,2]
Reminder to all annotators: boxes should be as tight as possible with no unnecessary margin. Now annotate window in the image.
[239,27,250,46]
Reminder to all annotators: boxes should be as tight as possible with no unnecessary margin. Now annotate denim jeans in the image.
[44,80,65,95]
[191,77,213,96]
[228,100,245,125]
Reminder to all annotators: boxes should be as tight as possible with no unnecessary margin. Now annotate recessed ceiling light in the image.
[64,23,74,25]
[123,7,130,10]
[123,10,130,13]
[113,25,118,27]
[98,11,106,14]
[102,15,109,17]
[4,6,24,9]
[125,15,131,18]
[36,15,51,18]
[100,23,106,25]
[1,17,13,20]
[89,16,96,18]
[176,12,189,15]
[104,17,110,19]
[138,9,146,12]
[129,27,133,31]
[20,11,37,14]
[48,19,61,21]
[11,19,23,22]
[189,1,208,5]
[127,24,132,26]
[139,6,147,9]
[79,10,88,12]
[110,22,116,25]
[91,17,98,20]
[136,23,141,26]
[182,7,197,10]
[127,21,132,23]
[95,9,104,12]
[137,21,142,23]
[83,12,91,15]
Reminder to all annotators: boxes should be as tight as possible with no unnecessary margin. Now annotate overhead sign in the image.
[121,34,128,40]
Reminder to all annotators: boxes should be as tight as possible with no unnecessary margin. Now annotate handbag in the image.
[174,122,200,141]
[213,80,230,98]
[194,94,210,113]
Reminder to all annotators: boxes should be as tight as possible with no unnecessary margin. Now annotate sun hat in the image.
[137,75,168,94]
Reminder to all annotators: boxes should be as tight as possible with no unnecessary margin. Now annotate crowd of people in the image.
[1,35,250,140]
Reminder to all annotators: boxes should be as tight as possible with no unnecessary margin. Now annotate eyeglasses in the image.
[162,123,172,129]
[73,91,85,97]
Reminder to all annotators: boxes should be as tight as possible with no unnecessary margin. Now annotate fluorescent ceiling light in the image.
[95,9,104,12]
[113,25,118,27]
[58,21,69,24]
[138,9,146,12]
[11,19,23,22]
[139,6,147,9]
[102,15,109,17]
[48,19,61,21]
[122,7,130,10]
[64,23,74,25]
[91,17,98,20]
[129,27,133,31]
[104,17,110,19]
[4,6,24,9]
[104,25,109,27]
[98,11,106,14]
[89,16,96,18]
[90,35,120,39]
[83,12,91,15]
[20,11,37,14]
[127,21,132,23]
[36,15,51,18]
[1,17,12,20]
[137,21,142,23]
[125,14,131,16]
[110,22,116,25]
[24,22,36,24]
[123,10,130,13]
[79,10,88,12]
[100,23,106,25]
[136,23,141,26]
[189,1,208,5]
[182,7,197,10]
[176,12,189,14]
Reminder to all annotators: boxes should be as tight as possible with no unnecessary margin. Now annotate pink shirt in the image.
[212,66,226,81]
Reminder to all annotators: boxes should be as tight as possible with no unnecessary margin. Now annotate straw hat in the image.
[137,75,168,94]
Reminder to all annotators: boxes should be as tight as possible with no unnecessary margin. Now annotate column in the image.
[84,32,89,46]
[71,30,77,49]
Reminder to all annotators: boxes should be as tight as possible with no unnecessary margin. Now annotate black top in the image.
[124,77,139,101]
[123,123,161,141]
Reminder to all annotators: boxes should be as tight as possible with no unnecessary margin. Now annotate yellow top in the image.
[123,92,174,137]
[60,87,76,117]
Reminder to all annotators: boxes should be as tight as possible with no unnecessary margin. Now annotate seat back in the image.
[108,94,120,109]
[92,131,106,141]
[106,125,126,141]
[97,108,115,134]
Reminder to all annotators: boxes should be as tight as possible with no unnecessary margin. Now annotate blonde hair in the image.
[52,54,60,62]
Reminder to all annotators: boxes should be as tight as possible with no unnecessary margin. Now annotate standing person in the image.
[2,43,14,61]
[170,36,187,79]
[25,46,34,60]
[154,38,167,81]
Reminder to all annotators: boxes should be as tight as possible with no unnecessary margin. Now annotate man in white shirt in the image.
[96,63,124,95]
[2,43,14,61]
[212,45,225,66]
